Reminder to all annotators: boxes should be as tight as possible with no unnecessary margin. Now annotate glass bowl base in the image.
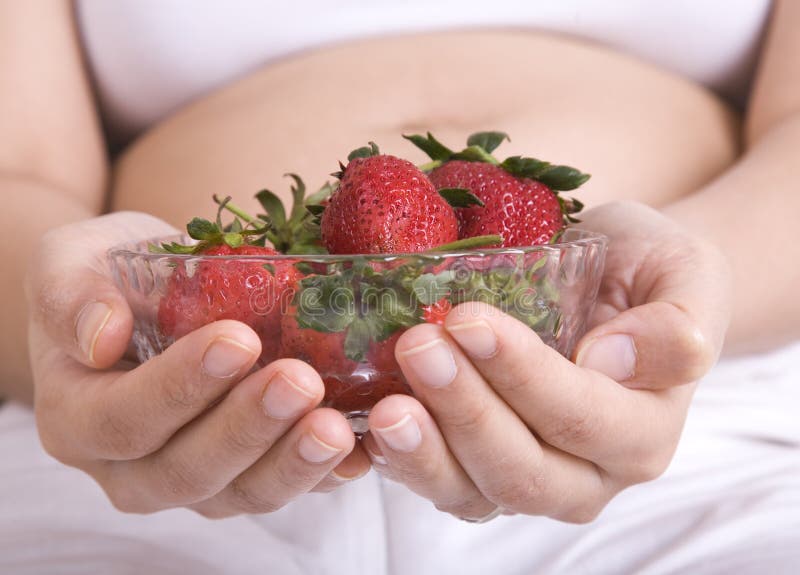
[345,411,371,437]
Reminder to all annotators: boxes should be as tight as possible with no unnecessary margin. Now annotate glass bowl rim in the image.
[108,228,607,262]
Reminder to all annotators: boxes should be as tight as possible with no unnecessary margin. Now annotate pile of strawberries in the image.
[152,132,589,412]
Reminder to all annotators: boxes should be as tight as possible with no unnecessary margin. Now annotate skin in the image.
[4,1,799,521]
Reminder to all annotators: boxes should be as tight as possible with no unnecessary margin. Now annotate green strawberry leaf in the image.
[306,180,337,205]
[223,218,243,233]
[466,131,510,154]
[284,173,308,224]
[222,232,244,248]
[536,166,591,191]
[347,141,380,161]
[412,271,455,305]
[255,189,286,228]
[559,196,584,214]
[343,318,372,361]
[294,274,355,333]
[403,132,454,162]
[305,204,326,216]
[151,241,199,254]
[286,242,329,255]
[186,218,220,241]
[438,188,485,208]
[501,156,551,179]
[294,262,317,274]
[263,263,275,275]
[525,255,548,277]
[450,145,500,165]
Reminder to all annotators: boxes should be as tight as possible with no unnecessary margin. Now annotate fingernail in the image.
[75,302,112,363]
[375,414,422,453]
[201,336,257,379]
[330,467,369,482]
[364,439,388,465]
[398,339,456,388]
[262,371,316,419]
[446,320,497,358]
[366,446,388,466]
[576,334,637,381]
[298,431,342,463]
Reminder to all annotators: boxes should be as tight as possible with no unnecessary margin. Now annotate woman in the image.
[1,1,798,573]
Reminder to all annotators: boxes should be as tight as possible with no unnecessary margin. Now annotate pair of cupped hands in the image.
[26,201,730,523]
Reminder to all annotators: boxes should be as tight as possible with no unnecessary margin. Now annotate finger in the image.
[37,320,262,462]
[576,204,731,388]
[365,394,497,521]
[311,445,371,493]
[575,301,718,388]
[190,408,355,518]
[443,302,690,475]
[395,323,610,521]
[442,302,689,473]
[27,212,177,369]
[104,359,324,511]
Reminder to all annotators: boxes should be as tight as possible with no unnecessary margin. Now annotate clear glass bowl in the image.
[109,229,607,432]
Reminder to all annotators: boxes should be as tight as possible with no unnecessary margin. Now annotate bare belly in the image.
[112,31,741,227]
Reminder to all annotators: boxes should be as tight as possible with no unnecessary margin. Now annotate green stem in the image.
[429,234,503,252]
[417,160,443,173]
[213,194,264,229]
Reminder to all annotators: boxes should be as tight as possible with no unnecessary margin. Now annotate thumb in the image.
[574,301,716,389]
[26,212,177,369]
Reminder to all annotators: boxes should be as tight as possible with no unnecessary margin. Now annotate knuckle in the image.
[678,326,717,381]
[491,362,534,396]
[30,272,68,326]
[155,457,213,504]
[483,470,548,511]
[218,414,269,455]
[94,412,152,459]
[228,477,282,514]
[386,453,442,486]
[436,394,494,436]
[160,370,204,412]
[275,456,322,492]
[658,302,719,383]
[545,401,598,447]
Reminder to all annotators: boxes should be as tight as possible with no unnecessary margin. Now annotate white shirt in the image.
[76,0,772,145]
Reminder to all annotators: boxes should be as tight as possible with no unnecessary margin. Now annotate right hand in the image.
[25,211,368,517]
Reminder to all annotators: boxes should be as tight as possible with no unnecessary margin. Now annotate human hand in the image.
[26,212,368,518]
[361,200,731,522]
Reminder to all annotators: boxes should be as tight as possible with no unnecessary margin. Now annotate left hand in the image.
[361,200,732,523]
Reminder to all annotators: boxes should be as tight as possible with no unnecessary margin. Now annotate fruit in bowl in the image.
[109,132,606,432]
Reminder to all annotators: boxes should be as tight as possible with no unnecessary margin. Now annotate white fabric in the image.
[75,0,772,145]
[2,341,799,574]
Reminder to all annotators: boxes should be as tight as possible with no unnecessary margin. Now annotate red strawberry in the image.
[320,144,458,254]
[362,299,451,377]
[365,332,401,374]
[423,298,452,324]
[278,311,355,376]
[158,244,298,363]
[429,161,564,246]
[154,179,322,363]
[322,373,411,415]
[279,313,409,413]
[405,131,588,247]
